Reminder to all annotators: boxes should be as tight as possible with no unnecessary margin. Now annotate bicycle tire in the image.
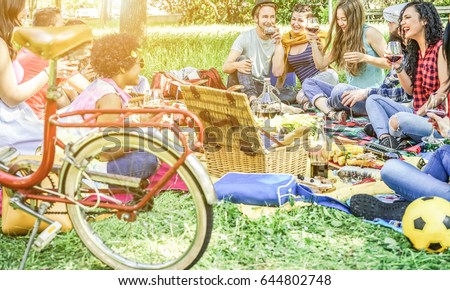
[60,129,214,269]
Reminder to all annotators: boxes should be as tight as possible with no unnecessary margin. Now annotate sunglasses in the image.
[137,58,144,69]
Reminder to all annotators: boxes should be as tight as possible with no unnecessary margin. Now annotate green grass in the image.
[2,202,450,270]
[1,23,449,270]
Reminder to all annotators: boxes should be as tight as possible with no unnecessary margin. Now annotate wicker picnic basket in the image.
[181,85,309,177]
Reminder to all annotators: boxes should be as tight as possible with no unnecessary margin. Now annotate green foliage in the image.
[153,0,450,25]
[155,0,333,25]
[276,1,335,25]
[155,0,253,24]
[31,0,450,25]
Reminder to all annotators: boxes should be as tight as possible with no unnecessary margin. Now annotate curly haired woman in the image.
[60,33,158,179]
[365,1,447,148]
[301,0,390,122]
[350,13,450,222]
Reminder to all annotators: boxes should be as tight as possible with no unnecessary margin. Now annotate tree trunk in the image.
[28,0,37,20]
[120,0,147,44]
[54,0,62,9]
[100,0,110,24]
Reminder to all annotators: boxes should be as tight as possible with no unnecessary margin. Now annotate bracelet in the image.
[395,63,404,74]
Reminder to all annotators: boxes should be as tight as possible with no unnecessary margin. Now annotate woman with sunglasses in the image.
[59,33,158,179]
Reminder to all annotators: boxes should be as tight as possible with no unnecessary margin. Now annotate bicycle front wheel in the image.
[61,130,214,269]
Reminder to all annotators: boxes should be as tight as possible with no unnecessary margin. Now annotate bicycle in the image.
[0,25,216,270]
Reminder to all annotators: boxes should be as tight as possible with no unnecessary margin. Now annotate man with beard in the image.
[222,0,284,104]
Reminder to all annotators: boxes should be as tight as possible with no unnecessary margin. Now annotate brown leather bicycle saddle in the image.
[13,25,93,60]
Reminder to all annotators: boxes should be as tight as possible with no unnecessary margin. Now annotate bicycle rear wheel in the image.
[60,130,214,269]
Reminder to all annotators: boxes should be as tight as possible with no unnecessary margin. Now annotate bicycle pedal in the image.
[32,221,62,252]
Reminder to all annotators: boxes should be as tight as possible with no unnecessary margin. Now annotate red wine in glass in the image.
[306,27,319,33]
[264,27,276,36]
[386,55,402,63]
[306,17,320,35]
[386,41,402,76]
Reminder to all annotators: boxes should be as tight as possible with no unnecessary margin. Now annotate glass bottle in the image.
[251,78,282,119]
[309,113,329,178]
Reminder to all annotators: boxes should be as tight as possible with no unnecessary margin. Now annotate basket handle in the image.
[198,110,240,127]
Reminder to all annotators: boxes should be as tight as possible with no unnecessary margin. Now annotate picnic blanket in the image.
[325,116,374,145]
[234,181,403,233]
[322,113,432,159]
[212,111,449,234]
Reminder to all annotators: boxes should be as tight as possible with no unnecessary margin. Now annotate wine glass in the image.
[422,92,448,144]
[386,41,403,76]
[306,17,320,34]
[263,23,278,43]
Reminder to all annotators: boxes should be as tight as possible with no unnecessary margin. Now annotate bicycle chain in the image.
[44,210,115,215]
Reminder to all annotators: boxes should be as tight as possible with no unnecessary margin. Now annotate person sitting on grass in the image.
[349,14,450,221]
[350,127,450,221]
[0,0,76,155]
[347,3,413,138]
[363,2,447,149]
[301,0,390,123]
[17,7,91,119]
[222,0,284,104]
[58,33,158,179]
[320,3,411,132]
[276,3,339,106]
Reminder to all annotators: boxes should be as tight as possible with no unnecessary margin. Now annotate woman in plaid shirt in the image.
[364,1,447,149]
[349,14,450,221]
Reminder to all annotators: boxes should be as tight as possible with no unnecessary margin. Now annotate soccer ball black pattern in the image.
[402,196,450,253]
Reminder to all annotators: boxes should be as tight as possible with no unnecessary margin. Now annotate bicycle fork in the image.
[9,194,62,269]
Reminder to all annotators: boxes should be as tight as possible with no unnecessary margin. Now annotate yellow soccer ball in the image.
[402,196,450,253]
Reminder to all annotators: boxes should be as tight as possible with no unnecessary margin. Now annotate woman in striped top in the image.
[277,4,338,106]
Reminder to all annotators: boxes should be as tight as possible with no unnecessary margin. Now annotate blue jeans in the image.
[394,112,442,142]
[365,95,413,138]
[302,79,366,115]
[381,145,450,201]
[107,151,159,179]
[327,83,367,116]
[226,56,263,99]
